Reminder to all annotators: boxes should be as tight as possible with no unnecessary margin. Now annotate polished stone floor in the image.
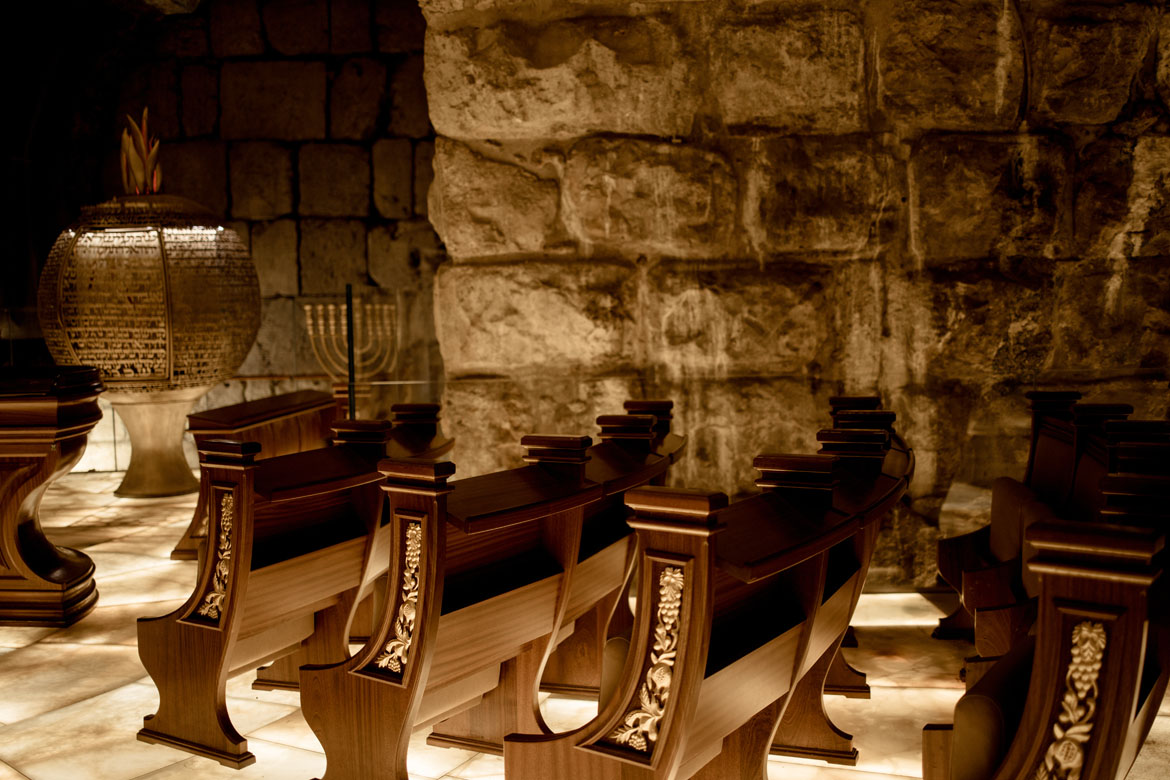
[0,472,1166,779]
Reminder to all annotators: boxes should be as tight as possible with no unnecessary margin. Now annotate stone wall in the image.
[115,0,444,414]
[422,0,1170,586]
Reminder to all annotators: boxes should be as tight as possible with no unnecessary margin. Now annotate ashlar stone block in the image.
[331,58,387,140]
[713,11,865,133]
[428,139,560,260]
[332,0,373,53]
[563,138,736,259]
[230,142,293,219]
[251,220,299,297]
[911,135,1069,265]
[377,0,427,52]
[877,0,1024,131]
[1076,137,1170,259]
[426,17,702,140]
[373,138,413,218]
[263,0,329,55]
[210,0,264,57]
[181,64,218,137]
[299,144,371,217]
[221,62,326,140]
[414,140,434,217]
[369,220,442,290]
[388,54,431,138]
[434,261,636,377]
[165,141,228,216]
[742,138,898,258]
[299,219,368,295]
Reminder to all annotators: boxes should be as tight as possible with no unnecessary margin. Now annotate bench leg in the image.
[824,646,870,698]
[769,638,858,765]
[933,603,975,641]
[687,697,781,780]
[922,723,953,780]
[255,589,357,691]
[427,636,551,754]
[540,580,629,698]
[170,484,208,561]
[137,614,254,768]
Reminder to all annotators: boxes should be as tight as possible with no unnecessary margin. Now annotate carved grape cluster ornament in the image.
[373,522,423,673]
[609,566,685,753]
[197,494,234,621]
[1034,621,1107,780]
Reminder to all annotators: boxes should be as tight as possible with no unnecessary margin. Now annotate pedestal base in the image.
[108,388,204,497]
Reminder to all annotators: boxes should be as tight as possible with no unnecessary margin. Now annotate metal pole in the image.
[345,284,356,419]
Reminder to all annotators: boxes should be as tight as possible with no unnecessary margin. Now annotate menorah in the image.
[303,297,400,385]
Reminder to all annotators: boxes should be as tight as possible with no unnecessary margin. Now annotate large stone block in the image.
[230,142,294,219]
[1028,12,1155,125]
[251,220,299,297]
[377,0,427,52]
[221,62,326,140]
[428,139,560,260]
[263,0,329,54]
[373,138,413,218]
[741,137,898,258]
[237,298,308,375]
[426,17,702,140]
[210,0,264,57]
[641,262,838,382]
[332,58,387,140]
[388,54,431,138]
[119,65,180,141]
[1076,137,1170,260]
[876,0,1024,131]
[300,219,368,294]
[369,220,442,290]
[158,14,209,58]
[299,144,371,217]
[712,12,865,133]
[414,140,434,217]
[563,138,736,259]
[332,0,373,53]
[434,261,636,377]
[911,135,1069,265]
[164,141,227,217]
[181,64,218,137]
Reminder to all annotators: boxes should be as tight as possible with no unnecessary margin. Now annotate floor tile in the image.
[406,729,476,779]
[767,761,917,780]
[130,738,323,779]
[1130,712,1170,779]
[0,643,148,723]
[0,627,56,651]
[445,752,505,779]
[845,626,967,690]
[38,601,184,647]
[540,695,598,732]
[852,593,955,628]
[95,564,197,607]
[0,760,31,780]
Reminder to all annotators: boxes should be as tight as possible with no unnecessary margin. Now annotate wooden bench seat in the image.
[0,366,104,626]
[922,420,1170,780]
[136,421,402,768]
[299,407,685,779]
[503,400,913,780]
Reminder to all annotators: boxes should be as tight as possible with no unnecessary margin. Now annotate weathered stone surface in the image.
[563,138,736,259]
[373,138,413,218]
[369,220,442,289]
[263,0,329,54]
[435,262,636,377]
[210,0,264,57]
[238,298,305,375]
[741,138,898,259]
[230,142,293,219]
[162,141,227,216]
[377,0,428,52]
[299,144,370,217]
[440,376,637,478]
[414,140,434,217]
[1159,13,1170,111]
[426,17,701,140]
[429,140,560,259]
[642,262,837,382]
[221,62,326,140]
[158,14,209,58]
[877,0,1024,131]
[252,220,299,297]
[1076,137,1170,260]
[388,54,431,138]
[300,219,368,294]
[331,59,387,140]
[911,135,1069,265]
[181,65,218,137]
[713,12,864,133]
[332,0,373,53]
[1028,14,1154,125]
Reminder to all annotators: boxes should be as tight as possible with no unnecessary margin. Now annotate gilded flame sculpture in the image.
[38,109,260,496]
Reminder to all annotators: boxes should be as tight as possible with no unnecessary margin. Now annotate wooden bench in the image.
[172,390,338,561]
[299,408,684,779]
[503,401,913,780]
[922,422,1169,780]
[0,366,103,626]
[137,420,404,768]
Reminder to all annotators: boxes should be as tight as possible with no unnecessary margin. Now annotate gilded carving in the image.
[373,522,423,673]
[196,493,234,620]
[608,565,685,752]
[1034,621,1107,780]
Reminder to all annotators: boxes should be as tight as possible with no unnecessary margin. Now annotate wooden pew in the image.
[0,366,103,626]
[173,390,338,561]
[503,406,913,780]
[299,410,683,779]
[137,420,402,768]
[922,425,1169,780]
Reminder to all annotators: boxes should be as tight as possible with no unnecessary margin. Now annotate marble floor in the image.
[0,472,1166,779]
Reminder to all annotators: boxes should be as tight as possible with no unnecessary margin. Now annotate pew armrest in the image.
[951,638,1034,780]
[922,724,953,780]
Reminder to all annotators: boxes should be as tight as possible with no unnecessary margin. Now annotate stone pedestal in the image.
[0,366,103,626]
[108,387,204,497]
